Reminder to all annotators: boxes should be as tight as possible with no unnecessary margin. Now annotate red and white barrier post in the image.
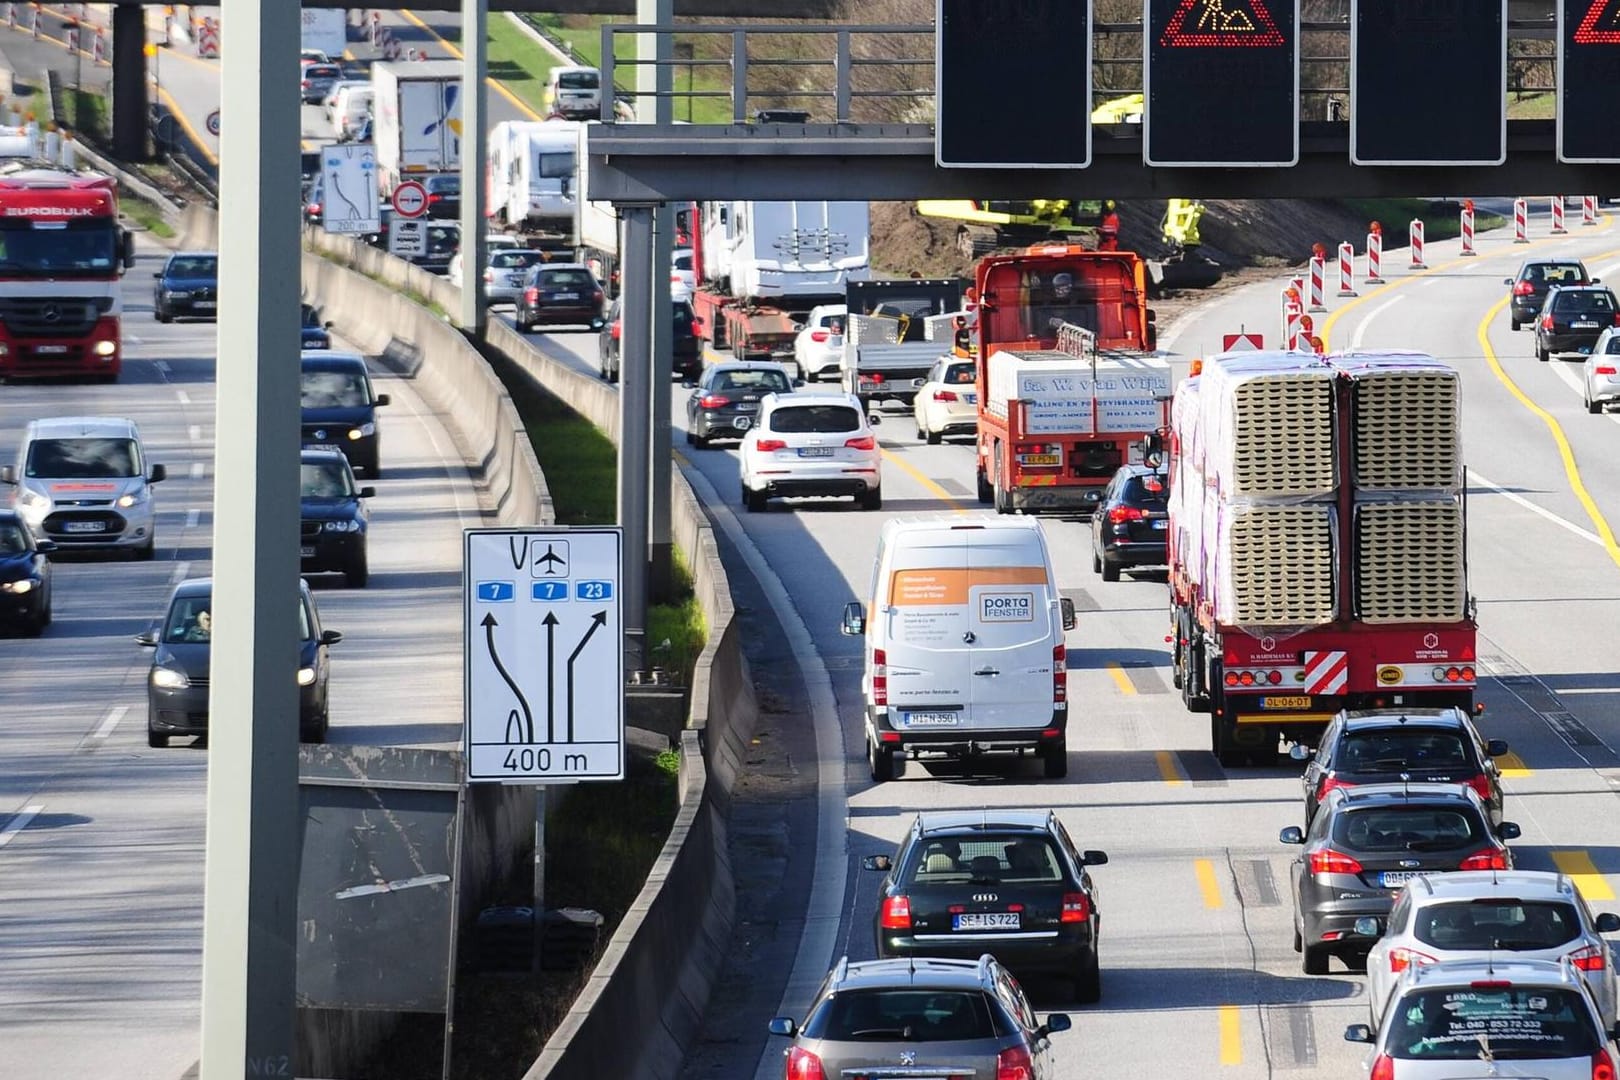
[1584,195,1599,226]
[1364,225,1384,284]
[370,10,381,44]
[1295,313,1315,352]
[30,3,39,40]
[1409,219,1426,269]
[6,5,14,32]
[1338,241,1358,297]
[66,20,77,53]
[1551,196,1567,235]
[92,27,104,63]
[1282,287,1302,349]
[1514,197,1529,243]
[1308,255,1327,312]
[1460,200,1476,256]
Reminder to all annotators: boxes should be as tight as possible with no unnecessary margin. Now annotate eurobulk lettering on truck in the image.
[0,169,137,381]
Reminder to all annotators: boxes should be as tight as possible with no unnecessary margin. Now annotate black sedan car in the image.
[517,263,605,331]
[1090,464,1169,581]
[1295,707,1509,830]
[1506,258,1594,330]
[1281,783,1518,975]
[423,172,461,220]
[301,303,334,350]
[153,252,219,323]
[300,450,373,588]
[600,296,703,381]
[864,810,1108,1002]
[1534,284,1620,361]
[0,510,52,636]
[300,351,390,478]
[138,576,342,747]
[683,361,797,446]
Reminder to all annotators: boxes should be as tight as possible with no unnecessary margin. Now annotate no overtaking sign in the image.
[391,180,428,218]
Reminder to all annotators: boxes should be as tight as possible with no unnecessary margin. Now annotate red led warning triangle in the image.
[1574,0,1620,43]
[1160,0,1286,47]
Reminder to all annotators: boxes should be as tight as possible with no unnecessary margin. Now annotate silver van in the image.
[1,416,166,558]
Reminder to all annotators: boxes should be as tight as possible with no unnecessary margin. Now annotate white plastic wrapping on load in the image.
[922,311,973,342]
[1195,353,1338,499]
[1211,502,1339,627]
[1354,499,1467,623]
[986,349,1171,434]
[847,314,899,347]
[1328,350,1462,493]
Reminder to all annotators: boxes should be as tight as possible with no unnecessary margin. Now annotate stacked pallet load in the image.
[1329,351,1466,623]
[1172,351,1340,629]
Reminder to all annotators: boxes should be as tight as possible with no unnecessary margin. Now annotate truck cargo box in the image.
[986,350,1171,436]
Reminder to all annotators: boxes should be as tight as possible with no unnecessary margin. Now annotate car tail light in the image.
[1466,774,1493,802]
[524,287,538,303]
[996,1045,1035,1080]
[1308,849,1364,875]
[1612,312,1620,327]
[1108,505,1144,523]
[692,317,704,332]
[1060,890,1088,922]
[1569,943,1608,971]
[785,1046,825,1080]
[1053,643,1066,704]
[1317,774,1353,800]
[610,322,622,341]
[699,394,731,409]
[1594,1051,1616,1080]
[1458,847,1509,871]
[810,330,829,342]
[1472,980,1513,988]
[1513,280,1535,295]
[880,894,911,929]
[872,647,887,706]
[933,389,959,402]
[482,269,494,282]
[307,202,321,215]
[1389,946,1437,974]
[1370,1053,1394,1080]
[1544,315,1556,330]
[427,193,442,203]
[1598,364,1619,375]
[868,372,886,383]
[755,438,787,452]
[844,435,877,451]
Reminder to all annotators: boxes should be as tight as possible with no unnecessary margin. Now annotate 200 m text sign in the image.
[464,527,624,784]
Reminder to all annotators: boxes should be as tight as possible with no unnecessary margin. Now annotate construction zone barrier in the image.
[1513,197,1528,244]
[1308,254,1327,312]
[1584,195,1599,226]
[371,21,402,61]
[6,4,14,31]
[65,19,76,52]
[1460,200,1476,256]
[30,2,39,40]
[1338,241,1358,298]
[1551,195,1567,235]
[1281,285,1302,349]
[196,17,219,58]
[1409,219,1426,269]
[92,27,104,63]
[1293,313,1315,352]
[1364,224,1384,284]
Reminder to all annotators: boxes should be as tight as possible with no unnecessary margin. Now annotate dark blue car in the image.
[0,509,52,636]
[153,251,218,322]
[301,304,333,350]
[299,449,372,587]
[299,350,389,479]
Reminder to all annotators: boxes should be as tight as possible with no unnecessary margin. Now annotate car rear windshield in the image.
[1336,729,1472,772]
[942,362,976,385]
[1331,806,1485,852]
[491,251,544,270]
[673,252,693,271]
[803,989,997,1042]
[1528,263,1588,286]
[1120,474,1169,507]
[537,269,596,290]
[1385,986,1600,1060]
[1552,290,1616,314]
[427,175,460,194]
[301,461,355,498]
[26,437,138,478]
[301,370,370,409]
[906,835,1065,885]
[1413,900,1582,951]
[713,369,792,394]
[167,256,217,276]
[558,71,599,90]
[769,405,861,434]
[306,65,340,79]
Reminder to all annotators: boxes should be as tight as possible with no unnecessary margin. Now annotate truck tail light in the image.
[880,894,911,929]
[1431,666,1476,683]
[1308,849,1363,875]
[1613,312,1620,327]
[933,389,959,402]
[996,1045,1035,1080]
[1458,848,1509,871]
[1108,506,1143,523]
[755,438,787,452]
[844,435,876,451]
[1569,943,1607,972]
[872,647,887,705]
[1388,946,1437,974]
[1513,280,1535,295]
[1053,643,1066,703]
[1060,890,1088,922]
[785,1046,825,1080]
[698,394,730,409]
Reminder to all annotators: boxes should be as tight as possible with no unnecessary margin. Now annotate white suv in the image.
[739,393,881,512]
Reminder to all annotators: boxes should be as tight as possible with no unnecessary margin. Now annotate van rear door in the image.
[963,538,1057,730]
[880,533,970,729]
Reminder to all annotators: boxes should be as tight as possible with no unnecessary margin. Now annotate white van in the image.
[330,84,374,141]
[840,517,1077,783]
[544,65,603,120]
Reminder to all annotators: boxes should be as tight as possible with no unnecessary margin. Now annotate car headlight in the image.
[16,488,49,512]
[151,666,190,689]
[116,488,149,508]
[322,519,360,533]
[1,578,35,594]
[93,340,117,357]
[297,666,317,686]
[347,423,376,440]
[166,289,191,299]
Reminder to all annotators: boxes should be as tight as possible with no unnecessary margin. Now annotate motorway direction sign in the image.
[935,0,1090,168]
[391,180,429,218]
[464,528,624,784]
[388,218,428,258]
[1559,0,1620,161]
[1351,0,1506,165]
[319,142,380,235]
[1145,0,1299,167]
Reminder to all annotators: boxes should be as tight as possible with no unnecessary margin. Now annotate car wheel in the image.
[147,728,169,749]
[25,605,47,637]
[926,430,942,446]
[1589,392,1602,414]
[1092,549,1102,574]
[693,428,711,448]
[859,487,883,511]
[346,551,369,589]
[1074,949,1101,1004]
[1538,343,1550,362]
[300,715,329,744]
[1292,921,1303,953]
[916,426,927,441]
[135,538,156,562]
[867,733,894,783]
[1043,737,1068,779]
[684,428,695,445]
[1302,943,1330,976]
[1101,556,1121,583]
[743,485,767,513]
[976,468,993,505]
[158,304,173,324]
[1510,317,1521,331]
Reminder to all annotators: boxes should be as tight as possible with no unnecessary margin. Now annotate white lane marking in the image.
[1544,355,1620,428]
[186,508,200,528]
[176,390,191,405]
[190,462,205,479]
[1351,294,1406,349]
[93,705,128,739]
[1418,278,1439,288]
[0,805,43,848]
[187,425,201,442]
[154,359,169,373]
[170,560,190,584]
[334,873,451,900]
[1468,467,1602,545]
[1558,687,1620,695]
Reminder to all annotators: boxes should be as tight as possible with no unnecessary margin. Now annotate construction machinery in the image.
[916,200,1106,259]
[1151,197,1223,292]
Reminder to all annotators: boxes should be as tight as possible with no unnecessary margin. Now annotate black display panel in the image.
[1145,0,1300,167]
[1351,0,1506,165]
[935,0,1091,168]
[1559,0,1620,161]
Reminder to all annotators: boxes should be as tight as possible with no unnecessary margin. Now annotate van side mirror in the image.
[0,465,14,485]
[840,601,865,637]
[374,394,391,407]
[149,464,167,483]
[1060,597,1076,631]
[1486,738,1509,757]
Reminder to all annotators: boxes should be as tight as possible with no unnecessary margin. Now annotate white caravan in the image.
[699,201,871,301]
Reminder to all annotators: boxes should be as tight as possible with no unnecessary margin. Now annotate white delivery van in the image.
[544,65,603,120]
[840,516,1077,783]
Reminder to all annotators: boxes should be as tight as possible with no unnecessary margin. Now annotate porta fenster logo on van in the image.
[980,592,1035,622]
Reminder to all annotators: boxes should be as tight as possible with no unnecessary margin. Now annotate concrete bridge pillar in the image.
[111,3,148,160]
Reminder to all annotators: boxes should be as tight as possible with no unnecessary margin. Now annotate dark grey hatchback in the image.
[683,361,798,447]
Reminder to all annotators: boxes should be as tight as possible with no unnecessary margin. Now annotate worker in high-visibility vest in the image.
[1097,199,1121,252]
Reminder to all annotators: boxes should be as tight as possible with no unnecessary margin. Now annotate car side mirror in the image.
[153,270,164,279]
[324,321,335,330]
[149,464,167,484]
[1343,1024,1375,1044]
[1486,738,1509,758]
[681,380,696,390]
[862,855,891,871]
[1038,1013,1073,1037]
[1290,744,1313,761]
[1595,912,1620,934]
[793,377,806,387]
[320,629,343,646]
[840,601,866,637]
[1279,826,1305,845]
[35,539,55,554]
[867,412,882,427]
[1060,597,1076,631]
[358,486,375,499]
[1498,821,1521,840]
[135,630,159,647]
[767,1017,796,1038]
[1351,916,1383,938]
[1080,849,1108,866]
[1503,278,1514,286]
[0,465,14,485]
[374,394,390,407]
[1594,277,1603,284]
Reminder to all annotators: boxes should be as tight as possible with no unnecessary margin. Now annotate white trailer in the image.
[371,60,462,195]
[698,201,871,301]
[300,9,347,62]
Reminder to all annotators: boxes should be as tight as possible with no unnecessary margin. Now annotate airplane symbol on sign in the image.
[535,543,568,576]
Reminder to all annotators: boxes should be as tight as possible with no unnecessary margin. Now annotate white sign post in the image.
[318,142,379,235]
[464,527,624,784]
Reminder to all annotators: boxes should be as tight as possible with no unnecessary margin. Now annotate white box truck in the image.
[300,9,348,62]
[371,60,462,195]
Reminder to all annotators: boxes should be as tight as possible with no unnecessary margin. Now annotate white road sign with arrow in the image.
[318,141,380,236]
[464,527,624,783]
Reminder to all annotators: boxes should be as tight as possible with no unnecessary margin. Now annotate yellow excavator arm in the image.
[1161,198,1205,250]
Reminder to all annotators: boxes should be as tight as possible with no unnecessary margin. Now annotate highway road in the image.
[0,238,486,1080]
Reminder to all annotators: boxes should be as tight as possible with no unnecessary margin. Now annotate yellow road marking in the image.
[1475,285,1620,571]
[1218,1004,1242,1065]
[1552,850,1616,901]
[877,448,967,514]
[1105,660,1136,695]
[398,9,544,121]
[1195,858,1224,909]
[151,83,217,165]
[1496,751,1532,778]
[1155,749,1185,787]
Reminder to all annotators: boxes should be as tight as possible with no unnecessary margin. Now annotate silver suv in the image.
[1,416,166,559]
[768,954,1071,1079]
